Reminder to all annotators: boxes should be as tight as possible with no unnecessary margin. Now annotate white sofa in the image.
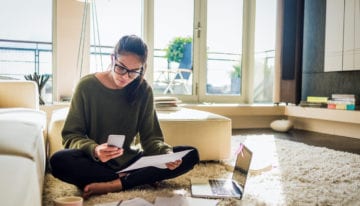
[0,80,46,206]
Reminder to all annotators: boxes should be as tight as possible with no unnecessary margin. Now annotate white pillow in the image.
[270,119,293,132]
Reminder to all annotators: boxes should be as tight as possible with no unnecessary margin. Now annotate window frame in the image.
[146,0,257,104]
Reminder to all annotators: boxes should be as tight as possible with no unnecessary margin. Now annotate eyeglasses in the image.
[113,63,142,79]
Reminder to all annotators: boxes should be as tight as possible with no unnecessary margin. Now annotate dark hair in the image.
[113,35,148,104]
[114,35,148,64]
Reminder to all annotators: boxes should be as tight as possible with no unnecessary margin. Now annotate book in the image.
[299,100,327,108]
[154,96,182,111]
[306,96,329,103]
[327,94,356,110]
[327,101,355,110]
[154,96,180,102]
[331,94,355,99]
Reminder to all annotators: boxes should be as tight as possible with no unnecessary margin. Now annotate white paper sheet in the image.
[94,197,153,206]
[94,196,218,206]
[117,149,193,173]
[154,195,219,206]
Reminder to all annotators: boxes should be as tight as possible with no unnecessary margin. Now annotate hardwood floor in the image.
[232,128,360,155]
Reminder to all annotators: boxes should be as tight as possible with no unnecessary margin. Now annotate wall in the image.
[302,0,360,104]
[53,0,90,102]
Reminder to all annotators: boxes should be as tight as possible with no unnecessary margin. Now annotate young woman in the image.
[50,35,199,198]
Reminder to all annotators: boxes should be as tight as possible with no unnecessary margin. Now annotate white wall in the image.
[53,0,90,101]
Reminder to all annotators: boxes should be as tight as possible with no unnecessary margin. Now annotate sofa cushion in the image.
[0,155,41,206]
[0,109,46,158]
[48,107,69,157]
[0,108,46,189]
[0,108,46,130]
[0,120,44,158]
[0,80,39,110]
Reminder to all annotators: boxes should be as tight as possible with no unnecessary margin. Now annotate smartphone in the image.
[107,134,125,148]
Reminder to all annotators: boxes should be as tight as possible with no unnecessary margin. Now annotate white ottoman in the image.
[157,108,231,161]
[48,107,232,161]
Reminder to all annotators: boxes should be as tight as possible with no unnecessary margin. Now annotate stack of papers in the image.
[154,96,182,111]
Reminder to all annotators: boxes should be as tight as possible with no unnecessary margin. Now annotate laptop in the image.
[191,143,252,199]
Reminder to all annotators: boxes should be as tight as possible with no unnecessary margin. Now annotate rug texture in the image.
[42,134,360,206]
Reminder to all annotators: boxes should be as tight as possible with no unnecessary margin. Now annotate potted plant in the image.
[165,36,192,68]
[24,72,50,105]
[230,63,241,93]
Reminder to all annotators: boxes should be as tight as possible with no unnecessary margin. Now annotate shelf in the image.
[285,106,360,124]
[184,104,285,116]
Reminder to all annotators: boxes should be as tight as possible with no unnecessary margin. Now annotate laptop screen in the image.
[232,144,252,190]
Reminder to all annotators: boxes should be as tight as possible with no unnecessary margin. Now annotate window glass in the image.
[90,0,142,73]
[253,0,277,103]
[0,0,52,104]
[89,0,142,73]
[153,0,194,95]
[0,0,52,42]
[206,0,243,96]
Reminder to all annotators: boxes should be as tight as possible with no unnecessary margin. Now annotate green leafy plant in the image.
[24,72,50,105]
[165,36,192,63]
[231,63,242,78]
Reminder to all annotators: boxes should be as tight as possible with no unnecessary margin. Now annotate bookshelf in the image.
[285,106,360,139]
[285,106,360,124]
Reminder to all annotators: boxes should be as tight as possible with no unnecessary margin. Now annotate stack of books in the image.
[299,96,329,108]
[154,96,182,111]
[327,94,356,110]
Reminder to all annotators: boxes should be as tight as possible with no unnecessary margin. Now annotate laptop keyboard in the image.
[209,179,238,196]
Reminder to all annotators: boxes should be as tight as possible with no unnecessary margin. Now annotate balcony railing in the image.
[0,39,275,103]
[0,39,52,79]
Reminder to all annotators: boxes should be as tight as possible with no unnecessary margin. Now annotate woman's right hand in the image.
[94,143,123,162]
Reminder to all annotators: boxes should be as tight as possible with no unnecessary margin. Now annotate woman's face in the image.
[111,53,143,89]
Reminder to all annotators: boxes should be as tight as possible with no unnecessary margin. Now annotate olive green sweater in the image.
[62,74,172,170]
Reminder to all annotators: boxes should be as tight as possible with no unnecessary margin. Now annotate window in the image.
[253,0,277,103]
[0,0,53,104]
[153,0,194,96]
[88,0,277,104]
[89,0,142,73]
[0,0,277,105]
[202,0,244,103]
[150,0,277,103]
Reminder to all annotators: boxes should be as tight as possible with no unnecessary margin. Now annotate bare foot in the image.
[83,179,122,199]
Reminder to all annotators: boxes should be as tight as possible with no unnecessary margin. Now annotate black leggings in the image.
[49,146,199,190]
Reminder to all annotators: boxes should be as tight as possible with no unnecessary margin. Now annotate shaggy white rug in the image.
[43,134,360,206]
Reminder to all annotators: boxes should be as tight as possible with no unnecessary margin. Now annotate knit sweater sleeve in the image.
[61,76,98,160]
[138,84,172,155]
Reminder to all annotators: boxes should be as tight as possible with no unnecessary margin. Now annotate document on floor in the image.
[155,195,219,206]
[117,149,193,173]
[94,195,218,206]
[94,197,152,206]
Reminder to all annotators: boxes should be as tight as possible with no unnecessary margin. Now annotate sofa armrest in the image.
[48,107,69,157]
[0,80,39,110]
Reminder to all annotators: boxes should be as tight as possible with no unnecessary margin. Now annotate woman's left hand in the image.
[165,159,182,170]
